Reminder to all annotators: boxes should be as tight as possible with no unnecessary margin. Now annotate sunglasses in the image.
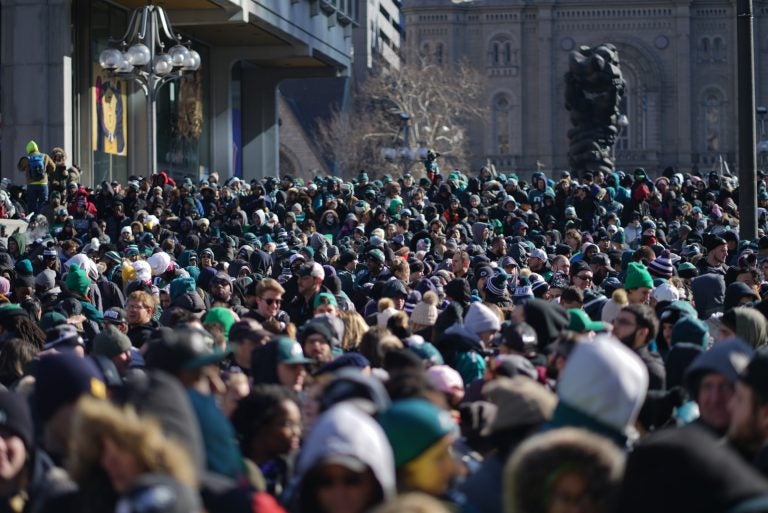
[262,298,282,306]
[576,274,593,281]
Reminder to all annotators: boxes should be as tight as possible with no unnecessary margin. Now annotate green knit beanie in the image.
[26,140,38,154]
[65,264,91,297]
[378,399,457,468]
[203,307,236,342]
[624,262,654,290]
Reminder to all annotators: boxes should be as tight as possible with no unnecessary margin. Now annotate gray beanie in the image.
[464,302,501,336]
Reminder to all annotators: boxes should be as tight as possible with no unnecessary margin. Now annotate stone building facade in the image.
[403,0,768,179]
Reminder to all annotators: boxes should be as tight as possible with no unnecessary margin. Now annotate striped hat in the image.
[648,250,675,278]
[485,273,509,297]
[531,279,549,298]
[103,251,122,265]
[404,290,422,314]
[125,244,139,257]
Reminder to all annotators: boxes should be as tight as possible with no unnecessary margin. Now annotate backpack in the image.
[27,153,45,181]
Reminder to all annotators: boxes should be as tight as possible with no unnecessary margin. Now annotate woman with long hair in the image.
[0,304,45,349]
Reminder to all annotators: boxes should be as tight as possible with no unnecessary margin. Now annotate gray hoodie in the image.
[290,403,396,512]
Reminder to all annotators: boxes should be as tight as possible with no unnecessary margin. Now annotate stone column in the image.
[1,0,72,181]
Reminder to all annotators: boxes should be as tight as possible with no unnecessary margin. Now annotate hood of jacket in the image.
[691,274,725,319]
[294,403,395,511]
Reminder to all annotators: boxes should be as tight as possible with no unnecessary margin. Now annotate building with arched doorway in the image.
[403,0,768,178]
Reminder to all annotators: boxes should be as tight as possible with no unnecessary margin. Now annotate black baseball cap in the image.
[103,307,127,325]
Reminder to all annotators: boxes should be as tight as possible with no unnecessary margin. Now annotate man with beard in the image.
[527,248,552,282]
[612,304,665,390]
[728,351,768,475]
[285,262,326,327]
[209,271,235,308]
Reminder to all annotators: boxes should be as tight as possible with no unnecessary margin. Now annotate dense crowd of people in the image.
[0,140,767,512]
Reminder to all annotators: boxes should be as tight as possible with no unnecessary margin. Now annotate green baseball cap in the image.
[567,309,607,333]
[313,292,338,310]
[275,337,315,365]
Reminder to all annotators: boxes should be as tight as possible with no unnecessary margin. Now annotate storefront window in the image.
[90,1,129,185]
[156,43,210,183]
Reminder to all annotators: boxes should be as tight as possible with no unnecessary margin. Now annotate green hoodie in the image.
[9,232,25,258]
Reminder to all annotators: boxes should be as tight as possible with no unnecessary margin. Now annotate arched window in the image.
[492,94,513,154]
[704,93,723,152]
[713,37,725,62]
[434,43,444,65]
[420,42,432,64]
[488,35,516,67]
[700,37,711,61]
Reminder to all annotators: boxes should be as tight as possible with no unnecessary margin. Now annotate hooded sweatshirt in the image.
[291,403,395,513]
[691,274,726,319]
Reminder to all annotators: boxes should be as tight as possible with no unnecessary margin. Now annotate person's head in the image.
[552,255,571,275]
[707,238,728,266]
[491,236,507,256]
[504,428,624,513]
[210,272,233,303]
[464,302,502,345]
[255,278,285,318]
[92,326,133,375]
[686,339,754,433]
[727,351,768,455]
[528,249,547,272]
[571,267,594,291]
[298,403,393,513]
[612,304,658,350]
[559,286,583,310]
[32,353,107,460]
[126,291,156,326]
[624,262,653,305]
[68,396,195,494]
[314,293,339,317]
[297,262,326,299]
[229,320,270,369]
[0,391,33,486]
[231,385,301,464]
[272,337,314,392]
[300,322,337,363]
[103,307,129,334]
[379,399,459,496]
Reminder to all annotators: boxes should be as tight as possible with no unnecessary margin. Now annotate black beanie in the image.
[0,391,34,449]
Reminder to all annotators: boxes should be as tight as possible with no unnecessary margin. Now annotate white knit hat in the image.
[464,302,501,336]
[651,282,680,303]
[410,291,439,326]
[557,335,648,435]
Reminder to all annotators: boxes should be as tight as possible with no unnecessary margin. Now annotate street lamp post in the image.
[98,4,201,175]
[612,114,629,163]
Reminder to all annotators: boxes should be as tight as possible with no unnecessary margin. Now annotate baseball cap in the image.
[43,324,85,351]
[103,307,127,325]
[144,327,227,373]
[275,337,315,365]
[529,248,548,261]
[590,253,616,272]
[313,292,338,309]
[567,309,607,333]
